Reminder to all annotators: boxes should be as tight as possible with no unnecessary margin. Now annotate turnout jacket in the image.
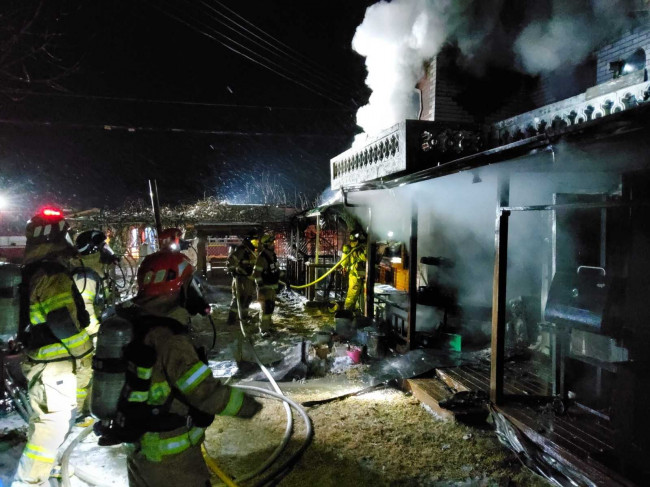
[226,243,256,277]
[343,244,367,279]
[21,260,93,362]
[117,304,244,461]
[253,248,280,288]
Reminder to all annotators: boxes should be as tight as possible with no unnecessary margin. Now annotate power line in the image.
[148,0,353,108]
[155,0,351,107]
[209,0,359,92]
[198,0,359,94]
[0,117,350,138]
[0,89,354,112]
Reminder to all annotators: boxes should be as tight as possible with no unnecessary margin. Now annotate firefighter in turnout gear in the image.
[72,230,119,415]
[12,208,93,487]
[159,228,182,252]
[343,232,367,312]
[226,231,259,326]
[253,234,280,336]
[96,251,262,487]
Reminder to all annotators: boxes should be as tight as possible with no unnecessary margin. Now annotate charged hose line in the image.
[202,444,240,487]
[289,252,351,290]
[231,282,295,483]
[60,421,95,487]
[235,385,314,487]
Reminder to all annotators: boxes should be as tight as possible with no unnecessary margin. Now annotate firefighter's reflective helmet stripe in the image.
[27,330,91,361]
[176,362,211,395]
[219,387,245,416]
[29,292,75,324]
[22,442,56,463]
[140,427,205,462]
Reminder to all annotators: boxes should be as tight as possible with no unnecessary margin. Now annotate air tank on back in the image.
[0,263,21,346]
[91,314,133,420]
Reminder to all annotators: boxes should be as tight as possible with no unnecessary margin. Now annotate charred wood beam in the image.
[491,176,510,405]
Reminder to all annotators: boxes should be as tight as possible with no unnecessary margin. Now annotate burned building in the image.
[332,20,650,487]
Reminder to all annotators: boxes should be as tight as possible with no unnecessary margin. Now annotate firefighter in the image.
[72,230,119,416]
[226,231,258,326]
[159,228,182,252]
[12,208,93,487]
[343,232,367,312]
[99,251,262,487]
[253,234,280,336]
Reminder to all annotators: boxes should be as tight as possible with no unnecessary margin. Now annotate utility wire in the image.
[156,0,351,107]
[148,0,353,108]
[208,0,360,93]
[0,117,349,138]
[197,0,359,95]
[0,88,354,112]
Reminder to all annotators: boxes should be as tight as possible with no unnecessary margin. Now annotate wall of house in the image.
[419,56,475,124]
[596,25,650,85]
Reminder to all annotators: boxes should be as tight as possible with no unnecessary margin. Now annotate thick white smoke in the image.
[352,0,448,137]
[352,0,643,137]
[513,0,640,74]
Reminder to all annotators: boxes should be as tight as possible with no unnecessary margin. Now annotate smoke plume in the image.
[352,0,644,137]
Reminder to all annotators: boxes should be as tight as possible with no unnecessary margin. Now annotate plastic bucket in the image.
[346,347,362,363]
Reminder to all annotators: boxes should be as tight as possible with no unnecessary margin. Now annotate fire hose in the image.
[288,252,351,290]
[202,278,315,486]
[201,282,296,486]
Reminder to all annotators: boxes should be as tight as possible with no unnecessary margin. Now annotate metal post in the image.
[366,242,376,319]
[315,215,321,265]
[197,233,207,277]
[149,179,163,249]
[490,176,510,404]
[407,203,418,350]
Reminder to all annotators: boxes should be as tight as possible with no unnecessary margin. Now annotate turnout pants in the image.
[257,285,277,332]
[73,275,100,414]
[344,274,364,311]
[13,360,77,485]
[127,443,210,487]
[228,276,256,324]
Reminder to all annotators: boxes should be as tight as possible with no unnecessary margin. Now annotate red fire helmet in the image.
[137,251,194,297]
[159,227,182,251]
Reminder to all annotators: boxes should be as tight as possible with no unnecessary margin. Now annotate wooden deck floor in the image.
[406,359,637,487]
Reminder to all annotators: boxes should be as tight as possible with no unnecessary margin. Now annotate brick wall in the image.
[596,26,650,84]
[418,55,475,124]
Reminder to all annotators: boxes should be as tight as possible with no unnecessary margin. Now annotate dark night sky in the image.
[0,0,373,211]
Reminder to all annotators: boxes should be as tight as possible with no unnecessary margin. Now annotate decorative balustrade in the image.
[331,77,650,191]
[492,79,650,146]
[330,120,481,190]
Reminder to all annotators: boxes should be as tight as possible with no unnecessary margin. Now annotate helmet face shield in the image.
[184,277,210,316]
[76,230,107,255]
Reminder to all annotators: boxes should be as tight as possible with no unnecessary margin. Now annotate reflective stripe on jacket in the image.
[226,244,256,276]
[140,426,205,462]
[253,248,279,286]
[24,264,92,361]
[124,318,241,457]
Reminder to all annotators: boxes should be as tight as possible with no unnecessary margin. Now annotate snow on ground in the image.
[0,285,549,486]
